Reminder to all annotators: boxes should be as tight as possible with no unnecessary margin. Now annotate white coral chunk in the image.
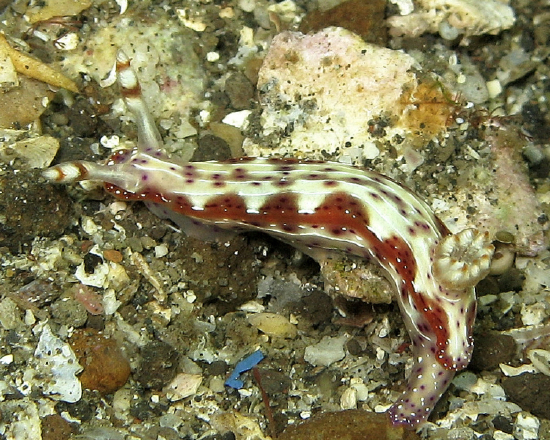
[388,0,515,42]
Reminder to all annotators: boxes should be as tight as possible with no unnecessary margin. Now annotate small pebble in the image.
[224,72,254,110]
[135,341,180,390]
[165,373,202,401]
[103,249,123,263]
[41,414,75,440]
[51,297,88,328]
[248,313,297,339]
[304,334,348,367]
[70,328,131,395]
[502,373,550,420]
[470,333,516,371]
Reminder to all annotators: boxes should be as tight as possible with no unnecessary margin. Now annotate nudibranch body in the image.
[44,52,494,427]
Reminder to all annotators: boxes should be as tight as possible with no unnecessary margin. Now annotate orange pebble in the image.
[103,249,123,263]
[70,328,131,395]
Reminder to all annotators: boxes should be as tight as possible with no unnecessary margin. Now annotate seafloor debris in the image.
[24,0,92,24]
[0,33,78,92]
[387,0,515,43]
[70,328,131,395]
[244,27,430,163]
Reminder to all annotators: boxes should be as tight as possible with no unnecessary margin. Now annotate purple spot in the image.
[141,174,148,181]
[277,165,293,172]
[282,224,297,232]
[323,180,338,187]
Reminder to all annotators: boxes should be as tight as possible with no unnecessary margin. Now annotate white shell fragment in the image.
[25,0,93,24]
[248,312,297,339]
[388,0,515,43]
[0,134,60,169]
[304,334,348,367]
[28,324,82,403]
[165,373,203,401]
[514,413,540,440]
[0,42,18,87]
[527,349,550,376]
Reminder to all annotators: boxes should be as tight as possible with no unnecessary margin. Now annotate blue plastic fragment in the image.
[224,349,265,389]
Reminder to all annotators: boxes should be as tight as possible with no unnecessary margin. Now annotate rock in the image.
[135,341,179,390]
[0,77,54,128]
[300,0,387,45]
[192,134,233,161]
[278,410,420,440]
[244,28,452,163]
[51,297,89,328]
[502,373,550,420]
[224,72,254,110]
[248,312,297,339]
[387,0,515,44]
[41,414,75,440]
[470,333,516,371]
[304,334,348,367]
[25,0,92,24]
[70,328,131,395]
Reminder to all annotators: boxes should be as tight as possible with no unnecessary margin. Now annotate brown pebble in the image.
[135,341,180,390]
[41,414,75,440]
[70,328,131,395]
[103,249,123,263]
[502,373,550,420]
[299,0,387,46]
[470,333,516,371]
[279,410,420,440]
[224,72,254,110]
[192,134,233,162]
[255,368,291,394]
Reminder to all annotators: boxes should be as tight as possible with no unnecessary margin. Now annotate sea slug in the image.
[44,51,494,427]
